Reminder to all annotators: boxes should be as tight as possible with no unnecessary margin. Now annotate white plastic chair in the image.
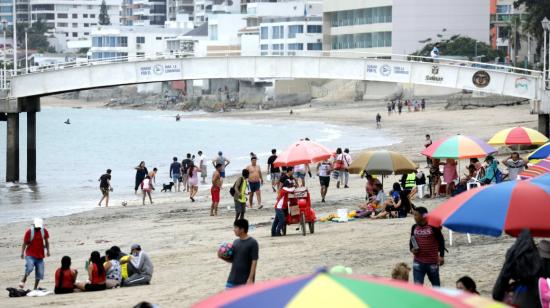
[449,230,471,246]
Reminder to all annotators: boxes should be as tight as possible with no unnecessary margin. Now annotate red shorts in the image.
[211,186,220,203]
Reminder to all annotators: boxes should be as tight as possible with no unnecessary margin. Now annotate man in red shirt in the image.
[20,218,50,290]
[409,207,445,287]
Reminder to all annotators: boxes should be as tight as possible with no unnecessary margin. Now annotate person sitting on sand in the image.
[391,262,411,282]
[122,244,154,287]
[456,276,479,294]
[75,251,107,292]
[372,184,412,219]
[104,249,122,288]
[480,155,501,185]
[365,174,381,201]
[358,182,385,217]
[54,256,77,294]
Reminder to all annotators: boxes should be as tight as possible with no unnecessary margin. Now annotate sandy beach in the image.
[0,98,537,307]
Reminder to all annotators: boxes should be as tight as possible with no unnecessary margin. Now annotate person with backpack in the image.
[409,207,445,287]
[20,218,50,290]
[232,169,250,223]
[480,155,502,185]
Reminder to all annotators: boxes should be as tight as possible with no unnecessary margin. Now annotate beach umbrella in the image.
[348,150,417,175]
[527,142,550,160]
[273,140,333,167]
[519,159,550,180]
[427,173,550,237]
[193,271,506,308]
[421,135,497,159]
[488,127,548,146]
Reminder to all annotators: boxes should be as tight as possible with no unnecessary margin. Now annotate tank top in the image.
[55,268,75,289]
[106,260,122,283]
[319,163,331,177]
[90,263,106,285]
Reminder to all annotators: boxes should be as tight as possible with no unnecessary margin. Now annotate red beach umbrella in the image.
[274,140,333,167]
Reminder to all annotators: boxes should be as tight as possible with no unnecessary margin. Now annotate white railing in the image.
[0,50,542,91]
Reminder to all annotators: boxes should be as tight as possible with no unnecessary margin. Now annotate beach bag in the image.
[229,177,243,197]
[333,159,344,170]
[332,170,340,180]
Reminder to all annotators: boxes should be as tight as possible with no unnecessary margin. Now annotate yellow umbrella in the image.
[488,127,548,146]
[348,150,418,175]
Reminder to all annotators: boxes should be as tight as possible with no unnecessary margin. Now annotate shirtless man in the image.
[210,164,223,216]
[246,156,264,209]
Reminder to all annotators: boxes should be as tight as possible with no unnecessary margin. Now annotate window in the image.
[72,13,77,18]
[260,26,268,40]
[72,32,77,37]
[72,23,77,28]
[137,52,145,57]
[288,25,303,38]
[156,37,161,40]
[306,25,322,33]
[260,44,268,50]
[84,32,89,35]
[332,6,391,27]
[32,4,54,11]
[331,31,391,50]
[83,14,88,18]
[272,43,283,55]
[57,22,68,27]
[90,14,95,18]
[496,5,511,14]
[136,36,145,44]
[272,25,284,39]
[57,13,68,19]
[307,42,321,50]
[84,23,89,27]
[288,43,303,50]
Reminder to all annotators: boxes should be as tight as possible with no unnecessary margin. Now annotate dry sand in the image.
[0,99,538,307]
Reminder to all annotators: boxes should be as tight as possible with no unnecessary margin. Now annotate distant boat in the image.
[64,118,71,125]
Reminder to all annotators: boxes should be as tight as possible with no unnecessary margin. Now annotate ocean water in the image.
[0,107,398,223]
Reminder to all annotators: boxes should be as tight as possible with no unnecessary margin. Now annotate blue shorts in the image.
[249,181,261,192]
[220,171,226,178]
[295,172,306,179]
[25,256,44,280]
[172,174,181,184]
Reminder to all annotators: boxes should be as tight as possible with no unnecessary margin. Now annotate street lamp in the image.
[542,17,550,89]
[1,19,6,88]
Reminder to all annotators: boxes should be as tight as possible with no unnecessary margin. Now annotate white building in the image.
[259,16,322,55]
[89,26,190,60]
[121,0,166,26]
[323,0,490,55]
[28,0,121,52]
[167,0,193,22]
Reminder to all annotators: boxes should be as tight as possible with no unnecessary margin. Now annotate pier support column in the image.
[6,113,19,182]
[539,114,550,138]
[27,111,36,183]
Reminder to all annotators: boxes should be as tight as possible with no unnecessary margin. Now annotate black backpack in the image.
[230,177,243,197]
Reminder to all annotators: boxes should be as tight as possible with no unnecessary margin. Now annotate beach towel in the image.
[27,290,52,297]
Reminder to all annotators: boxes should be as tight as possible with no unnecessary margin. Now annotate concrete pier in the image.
[27,111,36,183]
[6,113,19,182]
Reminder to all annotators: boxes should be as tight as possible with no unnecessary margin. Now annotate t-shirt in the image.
[293,164,305,173]
[216,156,227,171]
[413,225,440,264]
[267,155,280,173]
[504,159,526,180]
[279,173,294,188]
[99,174,111,188]
[342,153,352,168]
[375,190,386,205]
[318,163,331,177]
[198,155,205,167]
[24,228,49,259]
[170,162,181,176]
[227,237,259,286]
[182,159,192,173]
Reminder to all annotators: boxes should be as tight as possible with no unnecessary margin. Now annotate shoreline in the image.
[0,98,538,307]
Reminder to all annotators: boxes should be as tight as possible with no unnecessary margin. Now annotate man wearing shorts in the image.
[213,151,230,178]
[246,156,263,209]
[20,218,50,290]
[98,169,112,207]
[169,157,182,192]
[211,163,223,216]
[198,150,208,184]
[317,160,332,202]
[267,149,280,193]
[181,154,193,192]
[233,169,249,222]
[293,164,308,187]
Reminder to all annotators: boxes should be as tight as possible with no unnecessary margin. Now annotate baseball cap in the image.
[33,218,43,228]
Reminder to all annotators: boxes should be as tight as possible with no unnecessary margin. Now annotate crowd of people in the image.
[17,218,154,295]
[386,98,427,116]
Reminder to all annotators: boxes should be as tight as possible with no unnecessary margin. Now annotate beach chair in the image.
[466,169,482,191]
[448,230,471,246]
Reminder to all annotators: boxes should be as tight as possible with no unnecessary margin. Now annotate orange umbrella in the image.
[274,140,333,167]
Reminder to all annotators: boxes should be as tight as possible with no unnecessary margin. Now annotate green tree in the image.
[411,35,503,62]
[9,19,51,50]
[513,0,550,56]
[98,0,111,25]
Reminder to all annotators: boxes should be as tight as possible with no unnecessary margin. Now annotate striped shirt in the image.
[413,225,440,264]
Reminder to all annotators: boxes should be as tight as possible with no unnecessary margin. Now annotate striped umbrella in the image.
[519,159,550,179]
[527,142,550,160]
[348,150,417,175]
[193,272,506,308]
[428,173,550,237]
[488,127,548,146]
[421,135,497,159]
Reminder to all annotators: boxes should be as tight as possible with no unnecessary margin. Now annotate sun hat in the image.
[33,218,43,228]
[539,240,550,259]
